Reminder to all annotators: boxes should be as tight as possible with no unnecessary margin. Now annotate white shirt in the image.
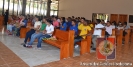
[46,25,54,36]
[105,26,113,35]
[93,24,104,36]
[34,21,42,29]
[111,25,115,29]
[117,26,124,30]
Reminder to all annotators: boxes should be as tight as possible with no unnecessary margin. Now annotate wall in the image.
[58,0,133,25]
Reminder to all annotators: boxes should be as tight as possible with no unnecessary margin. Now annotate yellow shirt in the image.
[78,23,83,30]
[90,24,93,28]
[79,25,91,39]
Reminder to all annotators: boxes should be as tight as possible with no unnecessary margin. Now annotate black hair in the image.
[54,16,58,20]
[35,16,40,21]
[85,20,90,25]
[96,19,101,23]
[124,22,127,25]
[61,17,66,25]
[72,19,76,23]
[81,18,86,20]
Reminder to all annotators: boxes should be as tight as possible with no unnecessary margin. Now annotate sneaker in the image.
[74,45,79,48]
[23,44,28,47]
[27,46,32,48]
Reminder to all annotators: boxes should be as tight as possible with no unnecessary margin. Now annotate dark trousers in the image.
[16,26,26,36]
[24,29,35,43]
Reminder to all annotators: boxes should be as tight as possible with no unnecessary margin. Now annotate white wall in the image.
[58,0,133,25]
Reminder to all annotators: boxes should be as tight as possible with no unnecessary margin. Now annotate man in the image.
[92,19,105,50]
[4,10,9,25]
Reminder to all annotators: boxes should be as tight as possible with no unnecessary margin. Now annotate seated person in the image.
[78,18,85,30]
[123,22,130,36]
[6,20,15,35]
[70,20,78,36]
[92,19,105,50]
[105,22,113,36]
[22,16,42,45]
[24,18,47,46]
[60,17,67,31]
[111,21,116,29]
[74,20,91,48]
[53,17,59,28]
[25,19,54,49]
[117,22,123,30]
[16,15,28,36]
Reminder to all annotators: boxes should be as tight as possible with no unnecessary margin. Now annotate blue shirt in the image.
[60,22,67,31]
[70,25,78,35]
[23,20,28,26]
[67,21,72,27]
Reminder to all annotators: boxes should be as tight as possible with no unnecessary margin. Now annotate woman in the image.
[53,17,59,28]
[24,18,47,47]
[22,16,42,46]
[26,19,54,49]
[60,17,67,31]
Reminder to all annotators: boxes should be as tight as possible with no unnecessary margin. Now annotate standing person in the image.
[92,19,105,50]
[60,17,67,31]
[4,10,9,25]
[21,16,42,45]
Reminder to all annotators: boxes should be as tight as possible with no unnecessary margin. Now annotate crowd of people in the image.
[6,15,130,50]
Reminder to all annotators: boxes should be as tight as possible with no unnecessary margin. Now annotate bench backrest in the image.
[54,29,69,41]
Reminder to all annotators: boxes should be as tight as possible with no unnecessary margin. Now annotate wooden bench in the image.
[124,29,130,45]
[116,29,123,45]
[43,29,74,60]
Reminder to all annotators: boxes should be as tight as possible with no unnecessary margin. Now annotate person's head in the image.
[45,19,51,25]
[42,18,47,23]
[71,20,77,26]
[81,18,85,23]
[83,20,89,26]
[53,17,58,21]
[118,22,123,27]
[61,17,66,23]
[123,22,127,26]
[35,16,40,21]
[112,21,116,26]
[96,19,101,24]
[106,22,111,27]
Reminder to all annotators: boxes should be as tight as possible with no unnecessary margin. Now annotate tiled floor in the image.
[35,44,133,67]
[0,41,29,67]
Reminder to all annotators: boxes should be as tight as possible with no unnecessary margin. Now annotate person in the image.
[105,22,113,36]
[92,19,105,50]
[4,10,9,25]
[16,15,28,36]
[67,17,72,28]
[70,20,78,36]
[22,16,42,45]
[26,19,54,49]
[60,17,67,31]
[111,21,116,29]
[53,17,59,28]
[123,22,130,36]
[24,18,47,47]
[78,18,85,30]
[74,20,91,48]
[117,22,123,30]
[6,16,15,35]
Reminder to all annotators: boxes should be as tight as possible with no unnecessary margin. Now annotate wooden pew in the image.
[124,29,130,45]
[116,29,123,45]
[43,29,74,59]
